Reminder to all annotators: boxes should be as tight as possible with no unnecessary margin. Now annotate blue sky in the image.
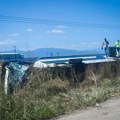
[0,0,120,51]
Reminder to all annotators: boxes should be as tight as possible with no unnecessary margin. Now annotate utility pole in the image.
[13,46,16,59]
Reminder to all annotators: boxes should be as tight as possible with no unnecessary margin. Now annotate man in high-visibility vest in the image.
[115,40,120,57]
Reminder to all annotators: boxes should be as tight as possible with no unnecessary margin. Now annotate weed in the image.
[0,62,120,120]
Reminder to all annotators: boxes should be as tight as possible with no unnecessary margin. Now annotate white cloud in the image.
[52,29,65,33]
[26,28,33,32]
[47,29,65,34]
[30,35,42,39]
[0,38,15,46]
[8,33,19,37]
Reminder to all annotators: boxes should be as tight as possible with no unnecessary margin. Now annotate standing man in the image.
[115,40,120,57]
[101,38,109,57]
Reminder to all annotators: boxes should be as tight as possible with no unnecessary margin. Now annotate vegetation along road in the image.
[56,97,120,120]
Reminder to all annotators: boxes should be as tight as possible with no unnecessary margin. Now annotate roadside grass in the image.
[0,62,120,120]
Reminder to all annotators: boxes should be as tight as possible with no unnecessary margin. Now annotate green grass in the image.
[1,78,120,120]
[1,62,120,120]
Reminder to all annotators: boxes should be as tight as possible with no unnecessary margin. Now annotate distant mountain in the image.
[17,48,104,58]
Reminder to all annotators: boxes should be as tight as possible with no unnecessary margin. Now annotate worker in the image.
[101,38,109,57]
[115,40,120,57]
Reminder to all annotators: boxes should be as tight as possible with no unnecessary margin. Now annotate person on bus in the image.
[101,38,109,57]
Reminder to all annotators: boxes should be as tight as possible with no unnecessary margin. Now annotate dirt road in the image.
[55,97,120,120]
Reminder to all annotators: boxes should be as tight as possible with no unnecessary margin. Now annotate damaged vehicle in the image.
[2,62,31,94]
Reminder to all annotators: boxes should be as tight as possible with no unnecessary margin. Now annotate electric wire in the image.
[0,15,120,29]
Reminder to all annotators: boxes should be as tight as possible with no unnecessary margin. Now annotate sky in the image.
[0,0,120,51]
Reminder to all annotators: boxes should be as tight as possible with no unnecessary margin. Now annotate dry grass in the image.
[0,61,120,120]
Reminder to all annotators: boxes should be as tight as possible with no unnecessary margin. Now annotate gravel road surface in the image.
[55,97,120,120]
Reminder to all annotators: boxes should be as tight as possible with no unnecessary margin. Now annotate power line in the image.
[0,15,120,29]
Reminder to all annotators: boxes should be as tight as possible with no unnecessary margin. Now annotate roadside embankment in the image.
[0,60,120,120]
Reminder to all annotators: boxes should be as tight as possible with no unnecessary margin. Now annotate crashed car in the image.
[2,62,30,94]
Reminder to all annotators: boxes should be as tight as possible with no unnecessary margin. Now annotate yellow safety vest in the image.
[115,41,119,48]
